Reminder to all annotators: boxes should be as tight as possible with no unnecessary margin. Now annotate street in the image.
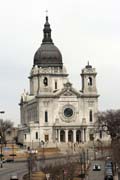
[0,155,79,180]
[0,154,108,180]
[0,162,27,180]
[88,160,105,180]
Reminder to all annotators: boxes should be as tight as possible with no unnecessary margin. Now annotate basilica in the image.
[19,16,99,148]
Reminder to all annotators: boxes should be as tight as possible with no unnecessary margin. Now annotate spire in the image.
[42,16,53,44]
[86,61,92,69]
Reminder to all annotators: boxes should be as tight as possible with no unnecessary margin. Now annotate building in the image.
[19,16,99,148]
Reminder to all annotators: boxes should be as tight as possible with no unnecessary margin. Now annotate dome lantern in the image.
[33,16,63,68]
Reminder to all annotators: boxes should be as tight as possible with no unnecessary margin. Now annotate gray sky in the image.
[0,0,120,126]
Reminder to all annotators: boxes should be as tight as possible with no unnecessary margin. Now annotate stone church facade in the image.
[19,16,99,148]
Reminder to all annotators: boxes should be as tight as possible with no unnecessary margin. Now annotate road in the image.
[0,154,107,180]
[0,162,27,180]
[0,154,79,180]
[88,160,105,180]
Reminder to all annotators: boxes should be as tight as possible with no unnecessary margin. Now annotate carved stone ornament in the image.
[63,90,73,96]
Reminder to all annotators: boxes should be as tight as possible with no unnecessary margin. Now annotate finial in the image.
[45,10,48,22]
[45,9,48,17]
[42,10,53,44]
[86,61,92,69]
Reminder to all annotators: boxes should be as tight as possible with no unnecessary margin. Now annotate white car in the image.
[0,159,6,164]
[93,164,101,171]
[10,174,18,180]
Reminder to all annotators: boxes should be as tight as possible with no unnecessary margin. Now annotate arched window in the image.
[55,81,57,89]
[36,132,38,139]
[45,111,48,122]
[88,77,92,86]
[89,110,93,122]
[43,77,48,86]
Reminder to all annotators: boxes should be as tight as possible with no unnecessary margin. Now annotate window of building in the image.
[89,110,93,122]
[55,81,57,89]
[45,111,48,122]
[89,134,94,141]
[99,130,102,139]
[24,134,26,140]
[43,77,48,86]
[45,134,49,142]
[36,132,38,139]
[88,77,92,86]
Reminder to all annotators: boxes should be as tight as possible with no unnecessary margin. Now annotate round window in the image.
[64,108,73,118]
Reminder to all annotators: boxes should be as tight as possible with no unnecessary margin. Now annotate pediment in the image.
[56,83,81,98]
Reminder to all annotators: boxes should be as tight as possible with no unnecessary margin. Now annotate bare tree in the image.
[0,119,13,144]
[96,109,120,168]
[96,110,120,138]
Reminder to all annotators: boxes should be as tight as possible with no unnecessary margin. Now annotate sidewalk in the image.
[114,173,119,180]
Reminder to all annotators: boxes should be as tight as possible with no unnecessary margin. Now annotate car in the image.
[105,161,113,173]
[93,164,101,171]
[10,174,18,180]
[0,159,7,164]
[106,169,113,175]
[105,161,113,167]
[6,158,14,162]
[104,175,113,180]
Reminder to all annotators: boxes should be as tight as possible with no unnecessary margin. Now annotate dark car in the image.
[104,175,113,180]
[6,159,14,162]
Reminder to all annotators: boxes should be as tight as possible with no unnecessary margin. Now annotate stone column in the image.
[81,129,84,142]
[86,128,89,142]
[84,128,86,142]
[58,129,60,143]
[55,129,58,141]
[65,129,68,143]
[73,129,76,143]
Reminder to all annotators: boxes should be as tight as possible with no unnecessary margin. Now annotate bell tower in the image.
[81,62,97,94]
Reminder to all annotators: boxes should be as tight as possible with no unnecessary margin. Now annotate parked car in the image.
[6,158,14,162]
[10,174,18,180]
[0,159,7,164]
[104,175,113,180]
[106,161,113,167]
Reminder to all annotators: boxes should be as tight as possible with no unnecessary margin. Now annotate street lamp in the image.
[0,111,5,168]
[41,140,45,160]
[0,136,3,168]
[27,149,38,180]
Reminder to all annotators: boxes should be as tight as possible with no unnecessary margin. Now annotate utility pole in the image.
[0,136,3,168]
[0,111,5,168]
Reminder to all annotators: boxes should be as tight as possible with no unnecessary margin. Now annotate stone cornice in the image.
[28,73,68,79]
[81,94,100,98]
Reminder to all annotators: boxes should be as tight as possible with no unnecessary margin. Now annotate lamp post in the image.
[41,140,45,161]
[0,111,5,168]
[28,149,38,180]
[0,136,3,168]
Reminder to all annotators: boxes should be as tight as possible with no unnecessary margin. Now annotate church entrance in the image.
[45,134,49,142]
[76,130,81,142]
[68,130,73,142]
[60,130,65,142]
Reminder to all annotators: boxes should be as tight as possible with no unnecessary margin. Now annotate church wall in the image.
[30,76,38,95]
[58,96,80,125]
[19,16,101,147]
